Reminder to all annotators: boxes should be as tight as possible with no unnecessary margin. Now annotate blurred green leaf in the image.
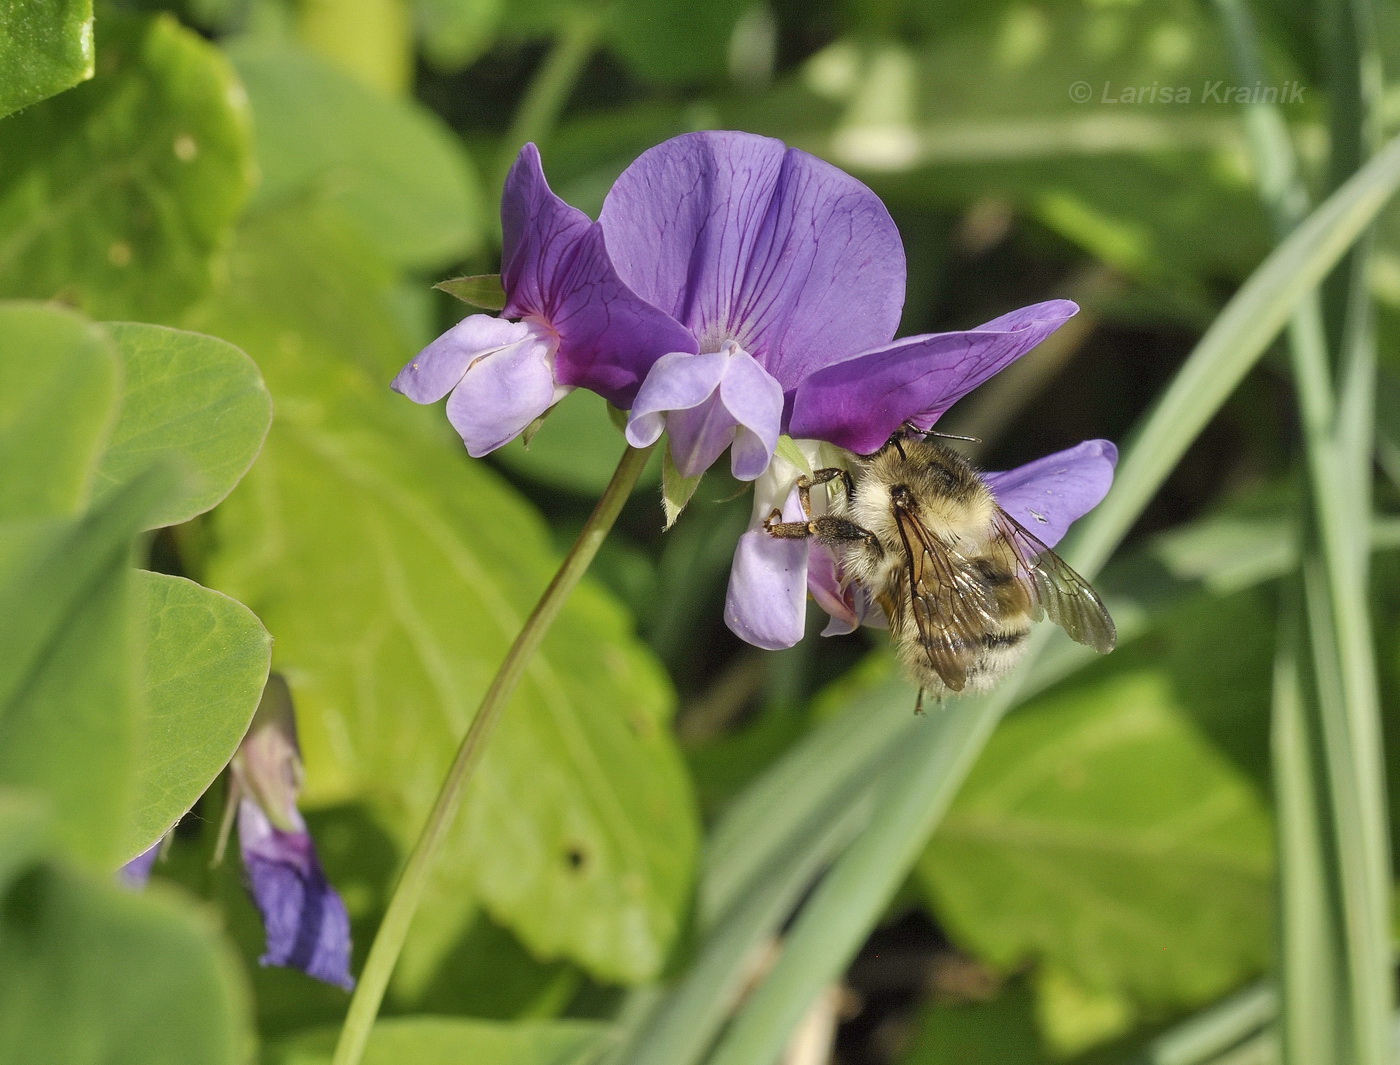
[0,0,94,118]
[0,810,252,1065]
[414,0,503,71]
[120,572,270,861]
[920,596,1274,1006]
[96,322,272,529]
[607,0,750,85]
[0,15,254,320]
[901,976,1047,1065]
[0,466,176,868]
[267,1017,607,1065]
[0,302,117,521]
[197,205,698,984]
[227,41,483,270]
[493,388,660,495]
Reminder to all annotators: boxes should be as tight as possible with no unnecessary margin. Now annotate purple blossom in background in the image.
[232,676,354,991]
[119,841,161,888]
[392,144,694,456]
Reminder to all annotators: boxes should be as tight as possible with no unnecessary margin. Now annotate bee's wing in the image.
[993,509,1117,653]
[893,505,1004,692]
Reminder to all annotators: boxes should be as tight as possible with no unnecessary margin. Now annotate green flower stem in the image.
[500,10,601,177]
[330,442,656,1065]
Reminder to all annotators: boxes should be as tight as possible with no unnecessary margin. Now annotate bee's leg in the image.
[914,688,926,716]
[762,509,816,540]
[762,510,876,547]
[794,467,856,516]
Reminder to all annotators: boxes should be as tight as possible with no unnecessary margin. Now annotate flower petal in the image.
[625,349,729,448]
[984,439,1118,548]
[445,334,565,457]
[599,130,905,389]
[391,315,532,403]
[788,300,1079,454]
[808,542,859,636]
[719,348,784,480]
[239,798,354,991]
[499,144,696,406]
[724,489,809,650]
[119,842,161,889]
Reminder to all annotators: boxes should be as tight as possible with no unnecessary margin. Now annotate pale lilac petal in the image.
[499,144,696,405]
[808,543,859,636]
[600,131,905,389]
[724,489,809,650]
[984,440,1118,548]
[668,393,741,478]
[239,798,354,991]
[445,335,564,457]
[391,315,531,403]
[719,349,784,480]
[788,300,1079,453]
[119,842,161,889]
[625,350,729,448]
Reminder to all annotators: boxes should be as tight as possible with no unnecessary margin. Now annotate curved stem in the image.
[499,10,601,180]
[331,442,656,1065]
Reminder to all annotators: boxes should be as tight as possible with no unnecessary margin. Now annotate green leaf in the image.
[227,41,483,270]
[120,572,270,861]
[0,467,178,867]
[0,302,118,521]
[0,815,253,1065]
[0,15,254,321]
[660,445,702,529]
[96,322,272,529]
[267,1017,607,1065]
[608,0,751,85]
[901,976,1047,1065]
[415,0,504,71]
[0,0,94,118]
[920,626,1274,1006]
[197,206,698,984]
[435,274,506,311]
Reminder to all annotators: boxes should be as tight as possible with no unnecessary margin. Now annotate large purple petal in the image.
[724,489,809,649]
[984,439,1117,548]
[788,300,1079,454]
[599,131,905,389]
[391,315,531,403]
[625,349,729,448]
[238,798,354,991]
[445,334,562,457]
[499,144,696,406]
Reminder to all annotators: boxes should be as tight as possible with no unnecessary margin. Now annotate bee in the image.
[763,433,1116,710]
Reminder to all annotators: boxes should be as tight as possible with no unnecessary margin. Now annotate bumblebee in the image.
[764,434,1116,708]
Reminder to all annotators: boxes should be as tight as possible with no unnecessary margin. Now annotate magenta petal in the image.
[625,350,729,449]
[788,300,1079,453]
[391,315,532,403]
[724,490,809,650]
[599,131,905,389]
[719,349,784,480]
[239,798,354,991]
[445,334,561,456]
[499,144,696,406]
[984,439,1118,549]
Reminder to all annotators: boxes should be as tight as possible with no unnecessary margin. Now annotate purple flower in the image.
[392,144,695,456]
[119,842,161,888]
[231,676,354,991]
[598,132,1078,481]
[726,440,1118,649]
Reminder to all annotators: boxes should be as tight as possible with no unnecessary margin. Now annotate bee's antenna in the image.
[921,429,982,444]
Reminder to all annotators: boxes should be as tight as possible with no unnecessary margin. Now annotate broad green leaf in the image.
[198,206,698,983]
[919,595,1275,1006]
[415,0,504,71]
[0,0,94,118]
[0,821,252,1065]
[120,572,271,861]
[0,466,178,867]
[608,0,750,85]
[0,15,254,321]
[97,322,272,529]
[435,273,506,311]
[227,41,483,270]
[0,302,117,521]
[267,1017,607,1065]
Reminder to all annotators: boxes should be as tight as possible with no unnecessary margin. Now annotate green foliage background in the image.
[0,0,1397,1062]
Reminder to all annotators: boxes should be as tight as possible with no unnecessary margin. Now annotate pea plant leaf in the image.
[0,0,94,118]
[266,1017,607,1065]
[0,14,254,321]
[197,205,699,984]
[919,592,1275,1007]
[119,572,271,862]
[96,322,272,529]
